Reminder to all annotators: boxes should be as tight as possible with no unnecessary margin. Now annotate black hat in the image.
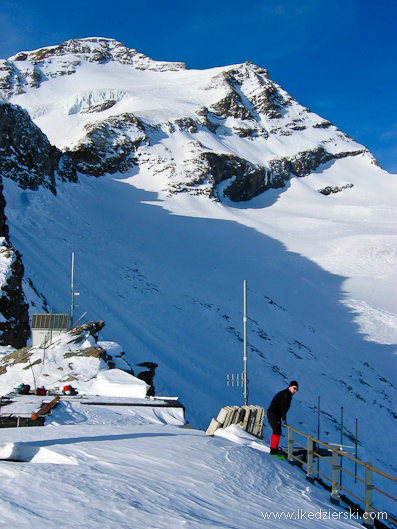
[289,380,299,388]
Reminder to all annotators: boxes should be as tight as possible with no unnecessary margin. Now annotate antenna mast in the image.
[243,279,248,405]
[226,279,249,405]
[71,252,75,328]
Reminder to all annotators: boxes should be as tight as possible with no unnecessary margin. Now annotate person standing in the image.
[267,381,299,455]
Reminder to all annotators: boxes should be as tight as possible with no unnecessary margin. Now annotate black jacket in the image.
[267,388,293,422]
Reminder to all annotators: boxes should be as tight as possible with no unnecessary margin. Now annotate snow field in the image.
[0,412,368,529]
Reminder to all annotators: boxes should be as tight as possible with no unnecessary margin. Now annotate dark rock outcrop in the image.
[318,183,354,195]
[0,179,30,348]
[0,38,186,100]
[268,147,366,181]
[177,147,367,202]
[0,102,77,193]
[68,113,148,176]
[201,153,273,201]
[0,102,77,348]
[0,246,30,348]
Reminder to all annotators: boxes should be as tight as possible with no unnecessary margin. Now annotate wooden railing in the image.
[263,416,397,528]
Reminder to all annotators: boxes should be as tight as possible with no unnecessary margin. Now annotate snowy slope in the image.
[0,402,377,529]
[2,160,396,471]
[0,37,396,493]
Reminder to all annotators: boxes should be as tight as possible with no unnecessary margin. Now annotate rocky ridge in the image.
[1,38,374,203]
[0,102,77,193]
[0,179,29,348]
[0,38,185,100]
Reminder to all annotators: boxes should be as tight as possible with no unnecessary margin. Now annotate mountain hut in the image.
[31,313,70,346]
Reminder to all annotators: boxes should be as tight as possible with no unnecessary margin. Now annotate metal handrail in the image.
[263,414,396,526]
[372,467,397,481]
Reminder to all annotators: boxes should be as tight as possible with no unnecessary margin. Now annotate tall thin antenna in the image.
[226,280,249,405]
[243,279,248,406]
[70,252,75,328]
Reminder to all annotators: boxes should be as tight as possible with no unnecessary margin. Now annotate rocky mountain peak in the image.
[0,38,186,100]
[207,61,292,123]
[10,37,186,70]
[1,38,376,204]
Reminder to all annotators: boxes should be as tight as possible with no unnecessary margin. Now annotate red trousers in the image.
[270,434,281,450]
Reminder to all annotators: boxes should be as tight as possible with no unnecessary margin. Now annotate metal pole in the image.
[243,280,248,406]
[49,305,53,345]
[28,359,36,389]
[70,311,87,330]
[340,406,343,487]
[317,396,320,476]
[287,425,294,462]
[355,418,358,484]
[43,306,53,368]
[306,436,314,484]
[363,463,374,527]
[71,252,75,328]
[330,449,341,506]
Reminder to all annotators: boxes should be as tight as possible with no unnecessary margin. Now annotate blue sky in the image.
[1,0,396,172]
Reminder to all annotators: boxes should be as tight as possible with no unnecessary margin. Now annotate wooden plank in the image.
[31,395,60,420]
[206,418,221,436]
[0,416,45,428]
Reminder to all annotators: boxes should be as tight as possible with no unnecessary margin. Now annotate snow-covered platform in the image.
[0,394,185,429]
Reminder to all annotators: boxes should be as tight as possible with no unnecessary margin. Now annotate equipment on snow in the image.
[62,385,78,395]
[15,383,30,395]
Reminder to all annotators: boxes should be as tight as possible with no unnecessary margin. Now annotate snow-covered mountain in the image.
[1,37,370,199]
[0,37,396,487]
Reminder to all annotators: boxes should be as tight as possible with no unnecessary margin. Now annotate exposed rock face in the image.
[267,147,366,181]
[199,153,272,201]
[0,180,30,348]
[0,245,30,349]
[69,320,105,338]
[167,146,367,202]
[318,183,354,195]
[0,104,62,346]
[208,63,292,122]
[68,113,148,176]
[0,38,186,100]
[0,102,77,193]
